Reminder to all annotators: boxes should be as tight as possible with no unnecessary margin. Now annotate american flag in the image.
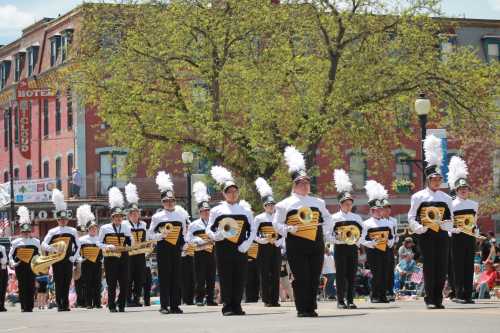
[410,269,424,284]
[0,218,9,235]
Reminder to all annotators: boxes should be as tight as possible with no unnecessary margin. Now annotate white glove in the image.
[69,255,77,263]
[255,237,269,245]
[105,244,116,251]
[9,260,19,268]
[274,237,284,248]
[153,233,164,241]
[238,242,250,253]
[413,225,428,235]
[363,240,376,249]
[287,226,298,234]
[182,243,189,251]
[440,220,453,232]
[46,245,58,253]
[451,228,461,234]
[193,237,205,245]
[213,231,225,242]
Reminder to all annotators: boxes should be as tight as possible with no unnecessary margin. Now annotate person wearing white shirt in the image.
[79,220,102,309]
[322,246,336,300]
[408,151,453,309]
[206,167,256,316]
[382,198,398,302]
[273,147,333,318]
[0,244,8,311]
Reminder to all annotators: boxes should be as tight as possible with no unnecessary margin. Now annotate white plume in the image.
[364,180,388,202]
[334,169,352,193]
[125,182,139,204]
[423,134,443,168]
[193,181,210,204]
[17,206,31,225]
[255,177,273,198]
[239,200,252,212]
[175,205,190,219]
[108,187,124,209]
[210,166,233,186]
[155,171,173,192]
[284,146,306,173]
[51,189,67,212]
[448,156,469,189]
[76,204,95,227]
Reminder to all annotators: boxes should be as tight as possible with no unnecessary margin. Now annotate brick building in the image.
[0,6,499,238]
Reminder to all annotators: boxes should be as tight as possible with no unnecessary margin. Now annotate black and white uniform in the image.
[42,226,80,311]
[187,218,216,304]
[143,256,153,306]
[149,206,188,311]
[126,219,148,304]
[331,210,363,305]
[9,237,40,312]
[362,217,394,302]
[451,198,478,301]
[386,216,398,297]
[79,234,102,308]
[98,223,133,311]
[206,201,256,314]
[245,241,260,302]
[408,188,453,306]
[254,212,282,306]
[0,245,8,310]
[180,238,195,305]
[273,193,333,314]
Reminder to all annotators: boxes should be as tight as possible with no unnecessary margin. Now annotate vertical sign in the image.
[427,129,449,187]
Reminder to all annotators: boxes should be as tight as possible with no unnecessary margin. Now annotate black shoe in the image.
[297,312,309,317]
[234,309,246,315]
[435,304,445,309]
[371,298,383,304]
[184,302,194,306]
[464,299,475,304]
[309,311,319,317]
[57,308,64,312]
[24,309,33,312]
[144,302,150,307]
[206,302,218,306]
[118,308,125,312]
[0,307,7,312]
[426,304,436,310]
[86,306,93,309]
[109,308,117,313]
[159,308,170,314]
[223,311,235,316]
[63,307,71,311]
[170,307,183,314]
[196,301,204,306]
[337,302,348,309]
[347,303,357,309]
[387,295,396,302]
[269,303,280,307]
[95,305,103,309]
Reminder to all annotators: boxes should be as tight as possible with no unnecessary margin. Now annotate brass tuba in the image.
[31,240,68,275]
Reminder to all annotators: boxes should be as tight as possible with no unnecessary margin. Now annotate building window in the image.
[99,152,127,194]
[43,160,49,178]
[349,152,367,191]
[14,53,23,82]
[487,43,499,62]
[67,89,73,130]
[395,153,413,181]
[55,157,62,189]
[55,92,61,133]
[13,168,19,181]
[50,36,61,67]
[26,164,32,180]
[3,111,8,148]
[61,30,73,63]
[67,153,73,177]
[3,171,8,182]
[43,99,49,137]
[27,46,39,77]
[0,61,11,89]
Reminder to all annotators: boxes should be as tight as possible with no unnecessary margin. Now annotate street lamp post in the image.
[414,93,431,188]
[181,151,194,217]
[6,107,15,232]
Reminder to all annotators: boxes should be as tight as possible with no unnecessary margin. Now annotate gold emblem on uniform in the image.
[247,242,259,260]
[81,246,100,263]
[160,223,182,246]
[16,247,35,263]
[286,207,321,241]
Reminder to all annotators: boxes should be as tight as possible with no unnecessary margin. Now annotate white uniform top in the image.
[254,212,283,248]
[125,220,150,243]
[42,226,80,262]
[98,222,134,249]
[0,245,7,270]
[187,218,210,245]
[78,234,101,262]
[330,210,364,246]
[387,216,398,247]
[273,192,333,239]
[206,201,256,253]
[9,237,41,267]
[361,217,395,249]
[149,206,189,244]
[451,197,479,235]
[408,187,454,235]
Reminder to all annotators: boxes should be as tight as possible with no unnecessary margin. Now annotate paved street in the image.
[1,300,499,333]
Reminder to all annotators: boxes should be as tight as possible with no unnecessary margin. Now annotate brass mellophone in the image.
[335,225,361,245]
[103,240,158,257]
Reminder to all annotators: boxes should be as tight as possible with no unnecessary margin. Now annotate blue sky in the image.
[0,0,500,44]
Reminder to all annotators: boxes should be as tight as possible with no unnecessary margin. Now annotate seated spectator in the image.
[398,238,415,262]
[476,260,498,299]
[395,254,418,291]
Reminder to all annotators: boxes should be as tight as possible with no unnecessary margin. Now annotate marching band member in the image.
[254,177,282,307]
[273,146,333,317]
[181,233,195,305]
[448,156,477,304]
[382,198,397,302]
[42,189,80,312]
[124,183,148,307]
[241,200,260,303]
[149,171,189,314]
[206,166,256,316]
[9,207,40,312]
[331,169,363,309]
[361,180,394,303]
[187,181,217,306]
[77,204,102,309]
[0,242,6,312]
[99,187,133,312]
[408,135,454,309]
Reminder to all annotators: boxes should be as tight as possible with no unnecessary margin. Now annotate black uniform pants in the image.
[157,244,182,310]
[53,260,73,310]
[366,248,388,301]
[259,244,281,305]
[15,264,35,311]
[286,241,324,313]
[0,268,7,309]
[215,246,248,314]
[181,255,195,304]
[194,251,215,303]
[245,259,260,302]
[452,233,475,300]
[75,277,85,307]
[419,230,449,306]
[128,254,146,303]
[104,255,129,310]
[144,267,152,305]
[387,247,395,296]
[334,244,358,303]
[81,260,102,307]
